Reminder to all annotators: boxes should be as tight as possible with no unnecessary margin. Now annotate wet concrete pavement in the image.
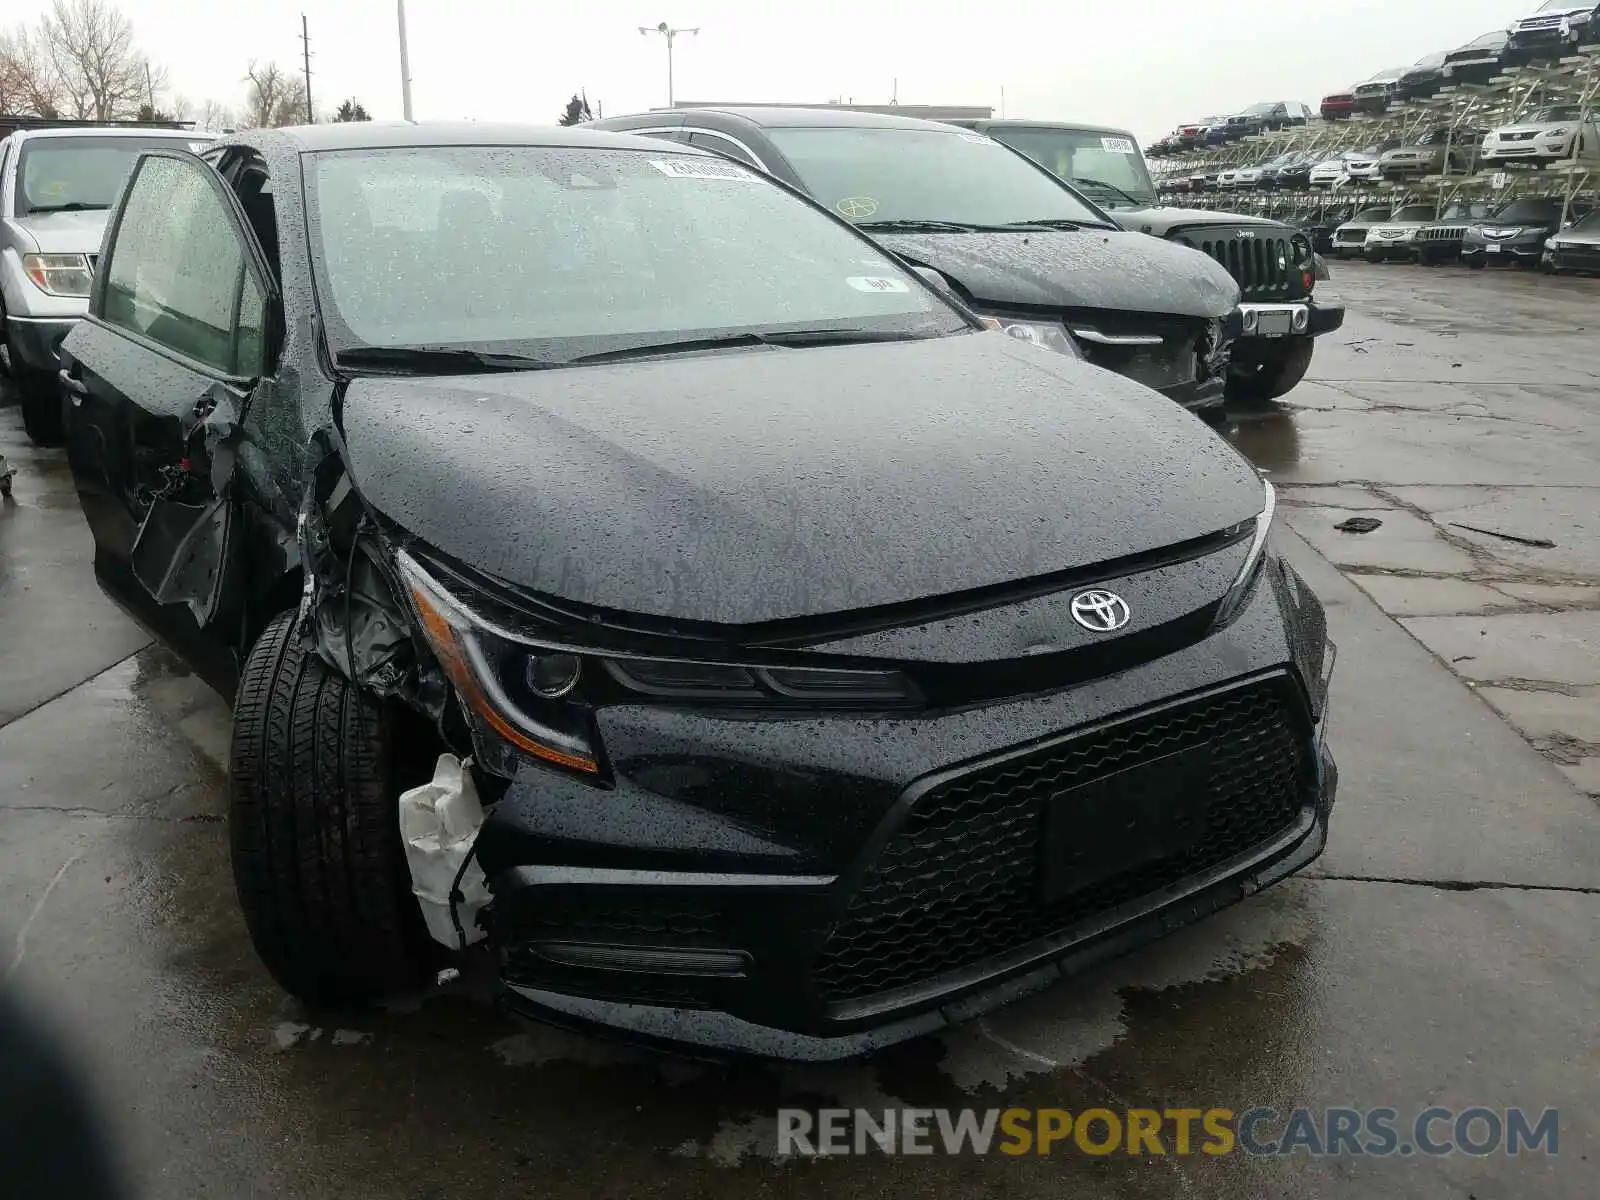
[2,263,1598,1197]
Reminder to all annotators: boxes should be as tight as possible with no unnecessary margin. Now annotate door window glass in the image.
[101,155,247,373]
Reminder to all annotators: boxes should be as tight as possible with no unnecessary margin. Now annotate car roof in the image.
[962,118,1135,138]
[662,106,972,132]
[14,126,209,142]
[235,120,709,154]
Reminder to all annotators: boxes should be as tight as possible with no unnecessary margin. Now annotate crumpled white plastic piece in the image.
[398,753,490,948]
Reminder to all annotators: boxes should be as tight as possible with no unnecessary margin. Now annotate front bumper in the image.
[1546,243,1600,271]
[1462,238,1544,262]
[1364,236,1417,260]
[479,562,1338,1058]
[4,315,79,372]
[1236,297,1344,344]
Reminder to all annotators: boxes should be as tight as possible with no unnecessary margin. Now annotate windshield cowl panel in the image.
[306,145,968,367]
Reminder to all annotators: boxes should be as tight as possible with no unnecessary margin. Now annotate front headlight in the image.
[23,252,94,297]
[1212,480,1276,629]
[976,316,1084,359]
[1546,127,1571,138]
[396,550,917,780]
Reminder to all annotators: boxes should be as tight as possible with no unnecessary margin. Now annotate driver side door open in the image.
[60,148,279,693]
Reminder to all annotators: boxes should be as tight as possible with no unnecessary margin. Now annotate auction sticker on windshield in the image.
[1101,137,1137,154]
[649,159,757,180]
[846,276,910,293]
[958,132,997,145]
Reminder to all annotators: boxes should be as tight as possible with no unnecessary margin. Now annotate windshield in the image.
[763,126,1111,226]
[1533,106,1582,122]
[935,125,1157,209]
[1571,210,1600,232]
[1539,0,1575,10]
[307,146,963,361]
[1492,198,1563,222]
[1354,207,1392,221]
[14,134,206,216]
[1390,205,1437,222]
[1442,202,1492,220]
[1245,103,1278,115]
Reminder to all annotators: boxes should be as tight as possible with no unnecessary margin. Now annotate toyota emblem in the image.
[1070,589,1132,632]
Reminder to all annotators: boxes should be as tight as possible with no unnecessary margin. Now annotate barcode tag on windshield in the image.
[1101,137,1136,154]
[650,158,757,180]
[958,132,996,144]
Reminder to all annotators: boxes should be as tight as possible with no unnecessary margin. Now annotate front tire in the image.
[229,610,429,1006]
[9,356,64,446]
[1226,337,1315,405]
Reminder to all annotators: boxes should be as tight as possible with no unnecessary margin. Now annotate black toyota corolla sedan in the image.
[60,123,1336,1059]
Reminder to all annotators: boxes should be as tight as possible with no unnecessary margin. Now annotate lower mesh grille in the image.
[811,680,1311,1006]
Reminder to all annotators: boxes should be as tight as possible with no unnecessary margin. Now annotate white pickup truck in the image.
[1,122,211,442]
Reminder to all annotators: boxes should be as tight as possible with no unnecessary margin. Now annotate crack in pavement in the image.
[0,804,224,824]
[1312,873,1600,895]
[0,645,151,733]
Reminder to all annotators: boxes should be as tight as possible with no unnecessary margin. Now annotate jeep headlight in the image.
[23,253,94,298]
[977,316,1084,359]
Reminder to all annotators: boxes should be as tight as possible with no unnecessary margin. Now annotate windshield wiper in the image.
[25,201,111,214]
[569,328,933,365]
[998,218,1087,231]
[1068,178,1144,207]
[334,345,557,374]
[854,219,1014,233]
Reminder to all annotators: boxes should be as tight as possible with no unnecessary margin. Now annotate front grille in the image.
[1175,228,1301,299]
[1503,131,1538,142]
[811,680,1311,1005]
[1417,225,1468,243]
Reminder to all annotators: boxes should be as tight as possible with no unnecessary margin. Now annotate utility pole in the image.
[397,0,414,120]
[638,21,697,108]
[144,61,154,111]
[300,14,314,123]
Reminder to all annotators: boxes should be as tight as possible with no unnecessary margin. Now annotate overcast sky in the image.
[15,0,1534,141]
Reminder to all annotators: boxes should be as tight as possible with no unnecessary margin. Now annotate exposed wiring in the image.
[447,838,478,954]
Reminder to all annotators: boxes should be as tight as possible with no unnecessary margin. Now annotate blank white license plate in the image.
[1486,243,1501,254]
[1257,311,1292,336]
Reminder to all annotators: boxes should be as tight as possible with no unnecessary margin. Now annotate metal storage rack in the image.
[1148,43,1600,228]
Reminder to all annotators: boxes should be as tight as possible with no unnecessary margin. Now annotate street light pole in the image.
[397,0,414,120]
[638,21,698,108]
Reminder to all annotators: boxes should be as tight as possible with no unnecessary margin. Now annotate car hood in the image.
[1111,206,1286,237]
[1489,123,1566,136]
[1552,228,1600,245]
[1516,5,1590,18]
[339,334,1264,624]
[1370,220,1431,232]
[872,230,1236,319]
[5,209,110,254]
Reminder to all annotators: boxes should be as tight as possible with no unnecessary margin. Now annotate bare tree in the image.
[39,0,156,120]
[0,25,65,117]
[195,97,233,131]
[271,81,308,128]
[242,60,293,128]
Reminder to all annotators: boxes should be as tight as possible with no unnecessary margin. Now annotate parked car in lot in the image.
[1331,205,1394,257]
[1462,195,1592,266]
[1543,207,1600,271]
[590,108,1242,417]
[0,122,212,443]
[1506,0,1600,61]
[1266,151,1326,190]
[1413,201,1498,263]
[1399,52,1450,100]
[59,121,1337,1057]
[1342,148,1386,183]
[1226,102,1295,139]
[1363,203,1446,261]
[1320,90,1357,121]
[1353,68,1407,114]
[957,119,1346,403]
[1308,150,1361,188]
[1444,30,1510,84]
[1295,203,1357,254]
[1481,105,1600,167]
[1378,126,1486,178]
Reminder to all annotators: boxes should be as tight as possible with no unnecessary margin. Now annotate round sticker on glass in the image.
[836,196,878,219]
[846,275,910,294]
